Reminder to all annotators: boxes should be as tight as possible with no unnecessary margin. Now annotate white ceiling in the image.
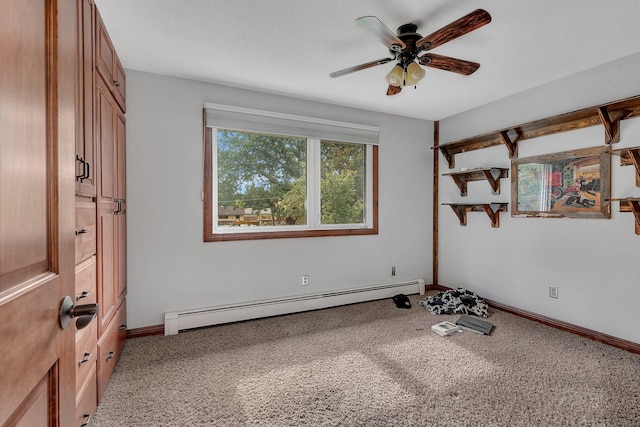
[94,0,640,121]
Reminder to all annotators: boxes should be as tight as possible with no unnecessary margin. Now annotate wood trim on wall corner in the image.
[426,284,449,292]
[432,121,439,287]
[126,324,164,339]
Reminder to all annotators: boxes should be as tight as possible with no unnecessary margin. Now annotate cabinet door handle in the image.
[105,351,115,361]
[75,155,85,181]
[113,79,120,87]
[114,199,123,215]
[75,228,89,235]
[81,160,90,181]
[119,323,127,331]
[79,413,92,427]
[78,352,93,365]
[76,290,90,301]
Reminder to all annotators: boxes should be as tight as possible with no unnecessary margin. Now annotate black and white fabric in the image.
[418,288,489,318]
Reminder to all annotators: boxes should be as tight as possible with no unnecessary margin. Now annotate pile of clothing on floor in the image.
[418,288,489,317]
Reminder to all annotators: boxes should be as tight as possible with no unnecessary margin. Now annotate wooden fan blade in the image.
[386,85,402,96]
[419,53,480,75]
[356,16,406,50]
[329,57,393,78]
[417,9,491,51]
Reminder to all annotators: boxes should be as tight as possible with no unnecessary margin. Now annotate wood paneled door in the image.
[0,0,77,425]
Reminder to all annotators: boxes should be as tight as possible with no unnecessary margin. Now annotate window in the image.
[203,104,378,242]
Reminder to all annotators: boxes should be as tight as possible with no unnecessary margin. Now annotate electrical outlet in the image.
[391,266,396,276]
[302,275,309,286]
[549,286,558,299]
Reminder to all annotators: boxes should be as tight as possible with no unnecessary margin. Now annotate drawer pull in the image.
[79,413,92,427]
[113,79,120,87]
[75,228,89,235]
[119,324,127,331]
[76,290,90,301]
[78,352,93,365]
[105,351,115,361]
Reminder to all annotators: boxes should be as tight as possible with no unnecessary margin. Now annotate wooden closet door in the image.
[0,0,76,426]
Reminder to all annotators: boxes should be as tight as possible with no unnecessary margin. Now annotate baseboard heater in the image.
[164,279,425,335]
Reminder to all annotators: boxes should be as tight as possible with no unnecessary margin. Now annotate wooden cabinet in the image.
[95,5,127,411]
[72,1,127,421]
[96,11,126,112]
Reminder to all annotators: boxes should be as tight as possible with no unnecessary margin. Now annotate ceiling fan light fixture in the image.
[404,61,426,86]
[385,64,404,87]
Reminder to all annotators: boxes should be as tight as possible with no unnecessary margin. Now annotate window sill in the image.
[204,226,378,242]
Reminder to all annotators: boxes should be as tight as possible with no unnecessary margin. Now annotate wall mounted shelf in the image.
[435,95,640,169]
[443,203,508,228]
[442,167,509,196]
[609,198,640,235]
[607,146,640,186]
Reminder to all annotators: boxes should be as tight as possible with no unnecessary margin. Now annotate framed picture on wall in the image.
[511,146,611,218]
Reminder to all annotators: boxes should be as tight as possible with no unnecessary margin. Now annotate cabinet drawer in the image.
[76,318,97,393]
[97,299,126,403]
[75,256,97,305]
[75,200,96,264]
[76,368,97,427]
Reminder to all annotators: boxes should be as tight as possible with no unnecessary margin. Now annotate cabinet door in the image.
[0,0,76,425]
[76,0,96,196]
[95,9,126,111]
[116,211,127,303]
[116,109,127,302]
[113,55,126,112]
[116,108,126,200]
[95,12,114,92]
[96,78,118,334]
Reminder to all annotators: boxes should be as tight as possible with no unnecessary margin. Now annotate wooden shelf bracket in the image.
[596,106,621,144]
[444,203,508,228]
[613,198,640,235]
[608,146,640,186]
[438,145,455,169]
[499,130,518,159]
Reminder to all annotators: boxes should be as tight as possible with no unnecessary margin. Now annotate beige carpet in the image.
[93,295,640,426]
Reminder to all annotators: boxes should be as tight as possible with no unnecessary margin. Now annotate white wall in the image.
[125,70,433,329]
[439,52,640,344]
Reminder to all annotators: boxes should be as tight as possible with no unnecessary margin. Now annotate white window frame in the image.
[210,131,374,234]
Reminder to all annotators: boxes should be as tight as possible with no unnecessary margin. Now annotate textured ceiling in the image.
[94,0,640,121]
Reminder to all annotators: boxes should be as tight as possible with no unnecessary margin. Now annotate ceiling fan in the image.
[329,9,491,96]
